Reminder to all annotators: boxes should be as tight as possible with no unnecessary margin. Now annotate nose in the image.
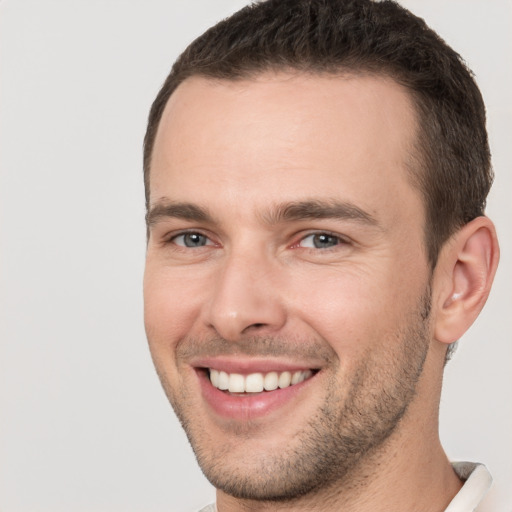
[203,250,287,342]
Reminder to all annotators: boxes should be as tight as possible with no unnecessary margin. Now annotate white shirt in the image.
[197,462,492,512]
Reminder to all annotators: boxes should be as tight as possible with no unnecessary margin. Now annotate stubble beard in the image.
[157,291,432,504]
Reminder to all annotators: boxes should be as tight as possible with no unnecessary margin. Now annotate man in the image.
[142,0,500,510]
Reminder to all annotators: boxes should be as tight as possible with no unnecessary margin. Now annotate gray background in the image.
[0,1,510,511]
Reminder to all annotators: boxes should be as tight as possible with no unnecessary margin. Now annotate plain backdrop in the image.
[0,1,510,511]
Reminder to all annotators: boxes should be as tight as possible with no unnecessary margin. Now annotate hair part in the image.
[144,0,492,267]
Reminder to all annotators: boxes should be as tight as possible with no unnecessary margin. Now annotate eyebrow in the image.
[146,201,214,227]
[262,199,379,227]
[146,198,379,229]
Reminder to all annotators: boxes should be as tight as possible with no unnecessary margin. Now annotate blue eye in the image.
[300,233,343,249]
[173,232,210,248]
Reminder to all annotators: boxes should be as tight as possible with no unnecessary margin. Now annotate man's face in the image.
[144,73,433,500]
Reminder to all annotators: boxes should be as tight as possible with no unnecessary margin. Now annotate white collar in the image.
[444,462,493,512]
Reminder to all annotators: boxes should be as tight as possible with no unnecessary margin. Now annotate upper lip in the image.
[190,356,322,375]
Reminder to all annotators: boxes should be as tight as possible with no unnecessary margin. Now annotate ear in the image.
[434,216,500,344]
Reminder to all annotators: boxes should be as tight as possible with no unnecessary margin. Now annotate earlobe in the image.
[434,217,499,344]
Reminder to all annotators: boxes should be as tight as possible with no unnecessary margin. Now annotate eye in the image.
[172,232,212,248]
[298,233,345,249]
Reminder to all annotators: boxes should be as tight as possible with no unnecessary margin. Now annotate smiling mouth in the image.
[208,369,315,393]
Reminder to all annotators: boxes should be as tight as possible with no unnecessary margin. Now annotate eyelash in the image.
[293,231,350,251]
[164,230,350,252]
[166,230,216,248]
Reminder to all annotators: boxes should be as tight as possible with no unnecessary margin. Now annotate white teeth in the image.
[291,371,302,385]
[245,373,264,393]
[218,371,229,390]
[228,373,245,393]
[264,371,278,391]
[278,371,292,388]
[210,369,219,387]
[209,369,313,393]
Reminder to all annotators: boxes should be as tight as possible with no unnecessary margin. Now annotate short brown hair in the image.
[143,0,492,266]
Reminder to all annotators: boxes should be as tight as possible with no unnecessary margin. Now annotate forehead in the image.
[150,72,422,225]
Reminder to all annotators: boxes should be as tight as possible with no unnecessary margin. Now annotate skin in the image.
[143,72,499,511]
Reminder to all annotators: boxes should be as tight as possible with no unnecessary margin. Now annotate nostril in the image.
[242,322,266,333]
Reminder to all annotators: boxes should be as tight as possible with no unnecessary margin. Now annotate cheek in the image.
[143,266,206,350]
[286,265,415,358]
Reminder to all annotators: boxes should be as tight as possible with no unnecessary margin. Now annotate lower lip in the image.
[197,370,315,421]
